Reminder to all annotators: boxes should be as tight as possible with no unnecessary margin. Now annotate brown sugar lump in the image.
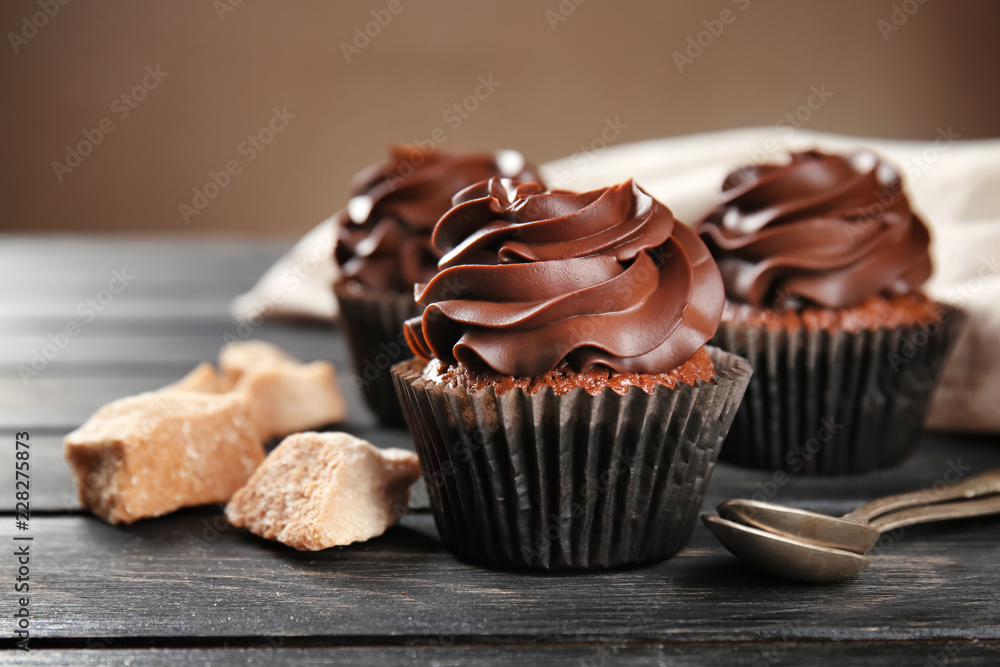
[65,391,265,525]
[218,340,300,378]
[225,432,422,550]
[163,362,232,394]
[218,341,346,439]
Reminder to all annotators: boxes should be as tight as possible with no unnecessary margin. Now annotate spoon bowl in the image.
[717,499,880,554]
[703,470,1000,582]
[701,514,872,583]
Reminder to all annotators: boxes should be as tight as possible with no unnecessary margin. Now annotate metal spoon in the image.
[702,473,1000,582]
[703,495,1000,582]
[702,513,871,582]
[717,470,1000,554]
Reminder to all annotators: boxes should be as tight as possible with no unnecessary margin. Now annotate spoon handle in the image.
[843,469,1000,524]
[868,494,1000,533]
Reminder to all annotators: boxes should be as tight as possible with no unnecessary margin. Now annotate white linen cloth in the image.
[231,128,1000,432]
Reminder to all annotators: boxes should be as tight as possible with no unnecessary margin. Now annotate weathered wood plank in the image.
[0,274,263,299]
[0,374,179,429]
[0,434,78,513]
[5,236,1000,660]
[0,325,369,430]
[2,509,998,643]
[3,298,248,322]
[7,643,1000,666]
[1,427,420,513]
[0,236,312,328]
[0,236,291,283]
[0,326,346,375]
[6,430,999,517]
[0,373,376,433]
[0,335,264,368]
[0,315,243,338]
[0,316,335,342]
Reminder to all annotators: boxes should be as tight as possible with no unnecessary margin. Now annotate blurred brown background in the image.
[2,0,998,236]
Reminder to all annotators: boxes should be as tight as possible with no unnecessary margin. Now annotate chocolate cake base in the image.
[391,346,752,571]
[334,281,420,427]
[420,346,717,396]
[712,302,966,474]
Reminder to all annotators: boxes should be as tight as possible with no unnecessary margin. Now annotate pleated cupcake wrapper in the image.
[334,283,421,427]
[391,347,753,571]
[712,304,967,475]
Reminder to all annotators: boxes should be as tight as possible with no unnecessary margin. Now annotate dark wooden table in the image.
[2,236,999,665]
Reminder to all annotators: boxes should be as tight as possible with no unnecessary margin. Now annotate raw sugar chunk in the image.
[219,341,346,439]
[225,432,422,550]
[65,391,265,524]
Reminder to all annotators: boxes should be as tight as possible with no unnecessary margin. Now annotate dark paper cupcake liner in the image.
[334,282,421,427]
[391,347,753,571]
[712,304,967,475]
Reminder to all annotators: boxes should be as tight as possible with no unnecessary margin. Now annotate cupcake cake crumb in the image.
[422,347,716,396]
[728,293,944,333]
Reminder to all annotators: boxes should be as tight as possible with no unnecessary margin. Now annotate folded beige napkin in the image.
[231,128,1000,432]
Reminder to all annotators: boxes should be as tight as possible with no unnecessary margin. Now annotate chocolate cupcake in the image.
[697,150,965,474]
[392,178,752,570]
[333,146,541,426]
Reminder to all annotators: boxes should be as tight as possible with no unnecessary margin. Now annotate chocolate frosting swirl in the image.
[404,178,724,376]
[334,146,542,292]
[697,150,932,309]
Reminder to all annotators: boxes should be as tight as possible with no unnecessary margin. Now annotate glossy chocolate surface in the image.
[335,146,541,292]
[698,150,932,309]
[405,178,724,376]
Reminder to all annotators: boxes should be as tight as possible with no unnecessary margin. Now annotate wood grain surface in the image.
[1,237,998,663]
[6,643,1000,666]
